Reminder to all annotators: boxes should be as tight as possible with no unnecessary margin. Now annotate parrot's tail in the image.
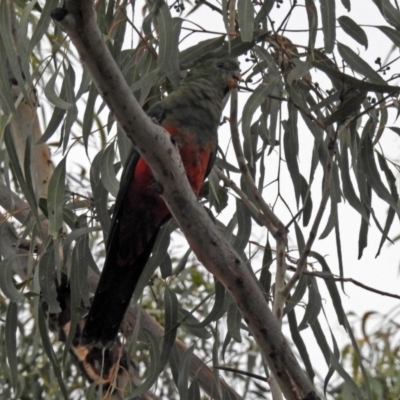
[82,231,158,346]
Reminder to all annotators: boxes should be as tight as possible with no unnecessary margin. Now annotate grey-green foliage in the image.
[1,0,400,399]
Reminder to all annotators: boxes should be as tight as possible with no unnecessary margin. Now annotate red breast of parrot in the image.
[82,58,241,346]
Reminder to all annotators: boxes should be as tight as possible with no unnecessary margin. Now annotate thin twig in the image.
[214,365,268,382]
[287,266,400,300]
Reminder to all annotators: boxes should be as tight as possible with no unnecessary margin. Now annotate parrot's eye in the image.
[216,62,224,69]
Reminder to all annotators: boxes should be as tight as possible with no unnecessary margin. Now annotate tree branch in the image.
[50,1,320,398]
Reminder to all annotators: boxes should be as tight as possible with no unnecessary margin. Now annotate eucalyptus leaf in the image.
[238,0,255,42]
[338,16,368,48]
[5,302,18,392]
[47,157,66,237]
[319,0,336,53]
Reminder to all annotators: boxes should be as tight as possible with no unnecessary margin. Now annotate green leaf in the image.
[189,281,227,328]
[169,346,181,386]
[310,319,331,367]
[388,126,400,136]
[338,16,368,48]
[319,195,337,239]
[374,95,388,145]
[133,223,171,302]
[284,273,307,315]
[39,240,61,313]
[342,317,373,399]
[165,18,183,88]
[177,346,195,400]
[300,175,313,227]
[328,342,366,399]
[358,196,371,259]
[254,0,275,25]
[298,276,322,331]
[159,287,179,373]
[43,68,74,109]
[212,336,223,398]
[62,64,78,154]
[130,67,161,94]
[137,50,160,105]
[23,136,37,211]
[339,142,369,221]
[0,41,17,115]
[227,302,242,343]
[375,152,398,255]
[17,2,36,82]
[376,207,395,257]
[242,78,278,164]
[76,67,92,99]
[180,36,226,65]
[37,104,66,145]
[27,0,53,55]
[287,60,311,84]
[178,308,212,339]
[324,90,366,125]
[319,0,336,53]
[238,0,255,42]
[371,0,400,30]
[260,239,272,302]
[5,302,18,393]
[335,220,344,287]
[188,378,201,400]
[154,0,173,72]
[91,150,111,236]
[82,84,98,151]
[376,25,400,48]
[310,251,345,326]
[311,53,400,94]
[283,105,301,203]
[288,309,315,383]
[233,198,251,254]
[160,252,172,278]
[127,329,160,399]
[0,0,29,97]
[4,127,41,231]
[341,0,351,12]
[360,121,399,212]
[305,0,318,52]
[255,45,280,77]
[47,157,66,237]
[218,32,262,58]
[70,220,92,308]
[100,144,120,197]
[38,307,69,400]
[337,42,386,84]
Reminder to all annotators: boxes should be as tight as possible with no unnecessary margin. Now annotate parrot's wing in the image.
[146,101,166,124]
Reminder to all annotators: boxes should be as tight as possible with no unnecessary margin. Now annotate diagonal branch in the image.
[50,2,321,399]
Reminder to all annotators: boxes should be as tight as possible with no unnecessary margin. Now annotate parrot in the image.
[82,57,241,346]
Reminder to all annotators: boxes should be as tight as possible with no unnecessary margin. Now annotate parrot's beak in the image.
[228,70,242,89]
[233,70,242,82]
